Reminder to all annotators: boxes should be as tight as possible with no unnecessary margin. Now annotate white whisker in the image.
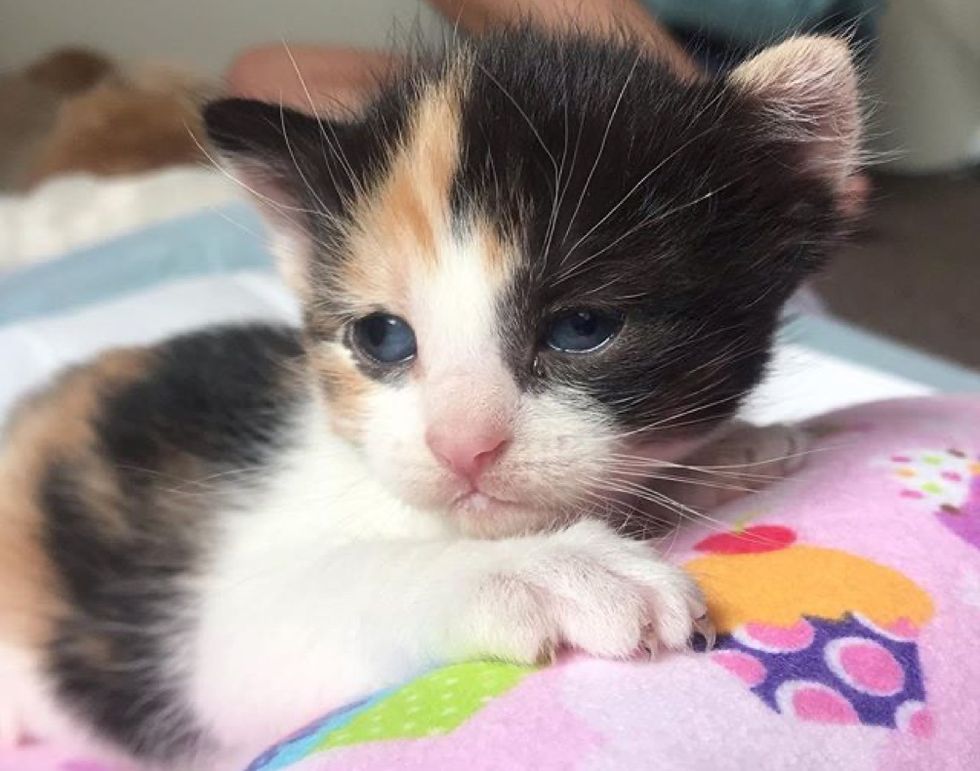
[560,51,642,254]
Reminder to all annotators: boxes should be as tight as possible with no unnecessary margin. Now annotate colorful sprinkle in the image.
[923,455,942,466]
[941,471,963,482]
[891,455,912,463]
[921,482,942,494]
[900,489,925,499]
[895,468,916,478]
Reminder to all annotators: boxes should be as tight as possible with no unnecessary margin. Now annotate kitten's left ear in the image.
[203,98,359,294]
[729,36,861,201]
[203,97,359,215]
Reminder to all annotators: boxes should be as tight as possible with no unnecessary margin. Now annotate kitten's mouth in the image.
[447,488,555,538]
[452,490,518,514]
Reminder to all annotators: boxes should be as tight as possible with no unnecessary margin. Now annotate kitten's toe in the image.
[671,422,811,510]
[726,422,810,479]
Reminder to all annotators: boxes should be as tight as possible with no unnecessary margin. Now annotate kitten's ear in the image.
[203,98,355,215]
[729,36,861,201]
[203,98,355,293]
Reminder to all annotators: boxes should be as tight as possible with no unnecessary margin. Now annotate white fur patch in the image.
[349,221,621,535]
[189,469,703,757]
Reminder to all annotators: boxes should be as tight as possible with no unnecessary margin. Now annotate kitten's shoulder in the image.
[1,322,309,520]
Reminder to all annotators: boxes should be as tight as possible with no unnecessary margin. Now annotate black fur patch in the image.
[451,30,843,434]
[41,325,306,761]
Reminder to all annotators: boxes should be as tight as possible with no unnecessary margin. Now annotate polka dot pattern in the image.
[853,612,920,642]
[775,681,859,725]
[734,619,814,653]
[895,700,935,739]
[707,613,928,733]
[710,651,766,687]
[825,637,904,696]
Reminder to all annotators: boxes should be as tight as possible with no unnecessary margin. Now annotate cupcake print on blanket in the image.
[687,525,935,736]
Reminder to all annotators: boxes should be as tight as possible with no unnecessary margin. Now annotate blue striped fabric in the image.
[0,202,274,326]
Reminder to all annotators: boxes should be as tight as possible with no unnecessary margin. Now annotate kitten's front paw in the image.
[705,422,809,478]
[453,520,708,664]
[664,422,810,511]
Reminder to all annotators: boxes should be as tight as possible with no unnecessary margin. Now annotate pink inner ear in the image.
[728,36,862,199]
[212,155,317,297]
[837,172,870,219]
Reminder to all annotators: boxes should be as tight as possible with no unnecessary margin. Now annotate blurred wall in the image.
[3,0,976,171]
[869,0,980,171]
[0,0,444,75]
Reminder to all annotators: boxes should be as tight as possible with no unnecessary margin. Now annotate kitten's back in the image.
[0,324,307,758]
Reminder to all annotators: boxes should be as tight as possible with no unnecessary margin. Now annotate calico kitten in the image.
[0,28,860,769]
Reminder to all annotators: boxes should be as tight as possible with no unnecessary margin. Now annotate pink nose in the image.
[426,426,510,480]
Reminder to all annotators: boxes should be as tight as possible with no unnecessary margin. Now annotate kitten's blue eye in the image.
[544,309,622,353]
[351,313,417,364]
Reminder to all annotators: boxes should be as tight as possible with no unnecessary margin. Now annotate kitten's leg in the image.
[192,518,707,759]
[656,422,810,512]
[0,643,110,760]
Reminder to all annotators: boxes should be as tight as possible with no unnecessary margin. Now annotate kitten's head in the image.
[204,30,860,537]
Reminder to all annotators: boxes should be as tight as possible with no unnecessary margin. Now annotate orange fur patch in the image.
[308,343,376,442]
[339,59,471,313]
[473,213,520,283]
[0,348,152,647]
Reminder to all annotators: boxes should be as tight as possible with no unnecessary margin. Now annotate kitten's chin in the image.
[448,493,565,539]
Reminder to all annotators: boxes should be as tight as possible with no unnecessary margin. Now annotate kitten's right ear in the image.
[203,98,355,293]
[728,37,861,204]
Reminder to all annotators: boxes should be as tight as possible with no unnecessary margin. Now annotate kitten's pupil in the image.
[352,313,417,364]
[570,312,597,337]
[545,309,622,354]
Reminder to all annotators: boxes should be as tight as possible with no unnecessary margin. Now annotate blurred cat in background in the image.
[0,47,208,192]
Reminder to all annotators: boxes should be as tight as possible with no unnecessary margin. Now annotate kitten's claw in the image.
[693,613,716,651]
[536,638,558,666]
[639,626,658,660]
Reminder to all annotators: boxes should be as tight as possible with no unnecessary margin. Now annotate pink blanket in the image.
[5,396,980,771]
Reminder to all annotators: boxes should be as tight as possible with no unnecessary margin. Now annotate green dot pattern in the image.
[315,661,535,751]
